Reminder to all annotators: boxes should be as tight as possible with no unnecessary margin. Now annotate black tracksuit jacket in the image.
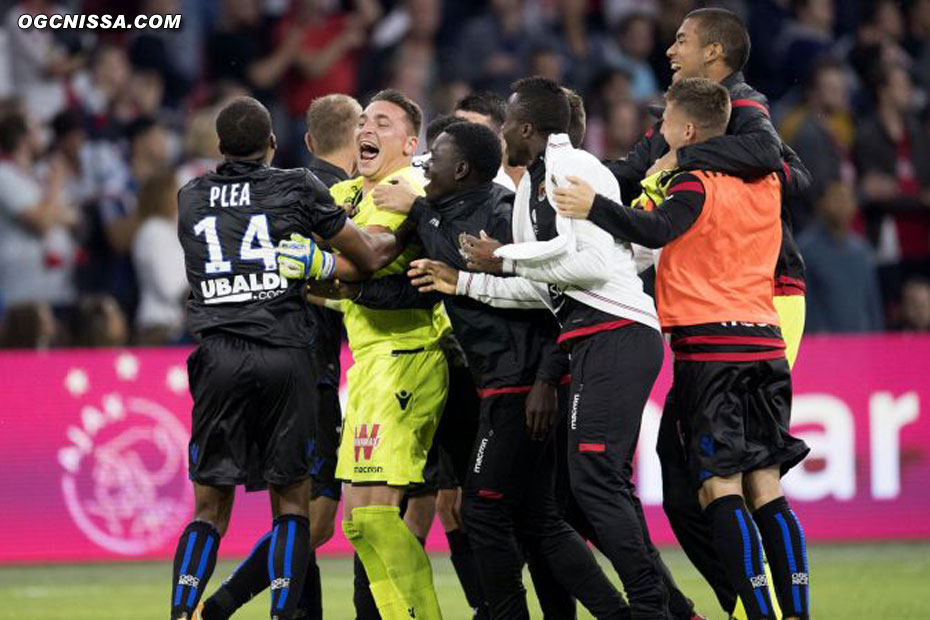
[353,182,568,390]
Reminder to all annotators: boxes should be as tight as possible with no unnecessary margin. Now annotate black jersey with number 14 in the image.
[178,159,347,347]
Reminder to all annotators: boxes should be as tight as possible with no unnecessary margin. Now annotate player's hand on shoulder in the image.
[372,177,418,214]
[552,175,596,219]
[277,233,336,281]
[460,230,504,274]
[408,259,459,295]
[646,149,678,178]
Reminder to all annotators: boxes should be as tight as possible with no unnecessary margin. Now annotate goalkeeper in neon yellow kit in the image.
[279,90,449,620]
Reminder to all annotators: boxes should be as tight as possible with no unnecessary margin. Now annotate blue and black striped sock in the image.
[202,530,273,620]
[171,521,220,619]
[754,497,810,619]
[269,514,310,620]
[705,495,775,620]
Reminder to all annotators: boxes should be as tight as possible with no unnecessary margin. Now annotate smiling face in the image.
[424,132,464,200]
[667,18,709,83]
[355,100,418,182]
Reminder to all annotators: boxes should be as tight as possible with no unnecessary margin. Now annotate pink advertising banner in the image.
[0,335,928,564]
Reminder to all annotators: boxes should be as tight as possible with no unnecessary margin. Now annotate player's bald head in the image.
[216,96,273,158]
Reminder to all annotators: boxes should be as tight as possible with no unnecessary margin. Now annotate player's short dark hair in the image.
[563,87,586,148]
[455,90,507,129]
[686,8,751,72]
[370,89,422,136]
[665,78,731,135]
[0,109,28,153]
[306,94,362,155]
[442,121,502,184]
[216,96,272,157]
[426,114,459,148]
[509,76,571,135]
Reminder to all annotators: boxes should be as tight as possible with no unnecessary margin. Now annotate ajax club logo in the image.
[57,353,193,556]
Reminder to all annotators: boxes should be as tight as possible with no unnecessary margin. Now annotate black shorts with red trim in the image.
[669,324,809,487]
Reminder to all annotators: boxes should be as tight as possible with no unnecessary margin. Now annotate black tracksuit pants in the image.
[565,324,669,620]
[463,391,624,620]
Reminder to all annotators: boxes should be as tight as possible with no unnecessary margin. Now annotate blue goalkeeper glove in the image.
[276,233,336,280]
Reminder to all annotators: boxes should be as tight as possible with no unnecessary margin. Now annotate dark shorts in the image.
[310,382,343,500]
[188,334,317,488]
[674,356,810,487]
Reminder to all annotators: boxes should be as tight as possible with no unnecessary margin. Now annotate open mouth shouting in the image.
[358,139,380,163]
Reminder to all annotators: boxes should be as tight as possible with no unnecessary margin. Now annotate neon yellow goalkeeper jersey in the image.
[330,166,451,356]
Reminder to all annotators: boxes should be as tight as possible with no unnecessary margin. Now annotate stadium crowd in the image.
[1,0,930,349]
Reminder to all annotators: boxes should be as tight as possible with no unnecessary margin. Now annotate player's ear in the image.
[304,132,314,154]
[404,135,418,157]
[684,122,696,143]
[704,41,722,66]
[454,160,469,181]
[520,122,533,139]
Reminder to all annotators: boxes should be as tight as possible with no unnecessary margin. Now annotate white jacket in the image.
[457,133,659,331]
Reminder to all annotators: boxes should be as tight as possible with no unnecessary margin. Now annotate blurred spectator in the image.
[129,0,199,107]
[132,172,187,345]
[780,57,855,230]
[0,302,57,349]
[776,0,836,92]
[277,0,376,162]
[895,277,930,331]
[360,0,442,107]
[99,116,173,257]
[71,294,129,348]
[581,67,634,157]
[0,106,78,309]
[455,0,536,93]
[848,0,911,96]
[3,1,86,122]
[854,63,930,303]
[92,116,174,321]
[70,44,133,135]
[906,0,930,90]
[599,99,647,160]
[177,107,221,187]
[798,181,884,333]
[206,0,300,102]
[603,12,659,101]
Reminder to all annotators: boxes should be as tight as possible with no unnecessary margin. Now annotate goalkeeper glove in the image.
[277,233,336,280]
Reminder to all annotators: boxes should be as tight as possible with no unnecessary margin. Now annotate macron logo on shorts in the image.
[354,424,382,461]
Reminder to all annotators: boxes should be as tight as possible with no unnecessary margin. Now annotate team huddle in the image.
[169,8,812,620]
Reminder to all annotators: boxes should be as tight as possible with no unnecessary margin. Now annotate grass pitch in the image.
[0,542,927,619]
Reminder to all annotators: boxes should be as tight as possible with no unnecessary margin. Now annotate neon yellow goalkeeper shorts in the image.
[336,347,448,486]
[773,294,805,369]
